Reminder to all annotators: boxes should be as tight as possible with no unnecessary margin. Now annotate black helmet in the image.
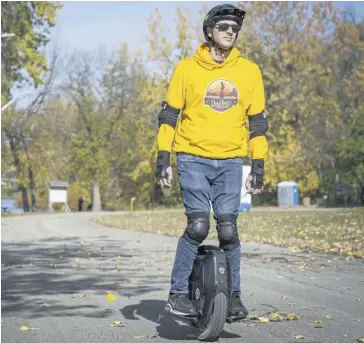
[203,4,246,42]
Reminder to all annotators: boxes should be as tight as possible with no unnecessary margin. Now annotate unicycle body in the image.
[188,245,232,341]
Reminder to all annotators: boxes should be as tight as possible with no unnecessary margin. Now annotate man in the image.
[78,195,84,212]
[155,4,268,320]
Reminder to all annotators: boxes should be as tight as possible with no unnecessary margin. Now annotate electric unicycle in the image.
[167,245,232,341]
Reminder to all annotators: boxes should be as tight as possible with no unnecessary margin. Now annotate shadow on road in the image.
[1,236,163,318]
[120,299,241,340]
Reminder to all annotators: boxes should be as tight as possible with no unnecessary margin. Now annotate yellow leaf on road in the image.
[294,335,305,340]
[20,326,39,331]
[107,292,117,302]
[40,303,51,308]
[134,332,158,339]
[108,321,125,327]
[357,338,364,342]
[80,240,85,246]
[287,313,300,320]
[324,315,332,320]
[258,317,269,323]
[313,320,323,328]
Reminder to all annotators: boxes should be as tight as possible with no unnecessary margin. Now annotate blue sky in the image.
[51,1,364,57]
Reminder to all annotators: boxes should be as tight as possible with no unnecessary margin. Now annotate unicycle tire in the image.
[196,292,228,342]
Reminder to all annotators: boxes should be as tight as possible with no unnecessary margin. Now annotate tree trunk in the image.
[28,167,36,211]
[20,184,30,212]
[7,133,30,211]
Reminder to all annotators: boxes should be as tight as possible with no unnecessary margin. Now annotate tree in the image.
[2,45,60,210]
[235,1,340,197]
[61,45,149,210]
[1,1,62,103]
[1,1,62,210]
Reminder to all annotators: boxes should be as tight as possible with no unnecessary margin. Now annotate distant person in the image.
[154,4,268,319]
[78,196,84,212]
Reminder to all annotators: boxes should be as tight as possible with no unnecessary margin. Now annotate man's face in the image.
[209,19,240,50]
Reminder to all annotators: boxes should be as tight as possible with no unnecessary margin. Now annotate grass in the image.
[94,208,364,258]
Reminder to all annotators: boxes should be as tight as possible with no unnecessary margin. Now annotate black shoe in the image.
[165,293,197,317]
[228,291,249,320]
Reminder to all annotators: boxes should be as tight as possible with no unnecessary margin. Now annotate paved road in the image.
[1,212,363,343]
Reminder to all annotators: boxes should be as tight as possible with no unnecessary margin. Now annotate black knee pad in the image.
[216,214,240,251]
[182,212,210,245]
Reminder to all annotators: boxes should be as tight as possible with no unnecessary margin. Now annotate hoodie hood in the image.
[193,43,241,70]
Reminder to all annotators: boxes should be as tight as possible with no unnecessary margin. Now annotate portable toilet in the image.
[277,181,299,207]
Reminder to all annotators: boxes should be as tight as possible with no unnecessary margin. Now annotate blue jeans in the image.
[170,153,243,294]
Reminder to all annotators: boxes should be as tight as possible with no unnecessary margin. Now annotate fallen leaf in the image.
[270,312,285,321]
[287,313,300,320]
[258,316,269,323]
[107,292,117,302]
[80,240,85,246]
[294,335,305,340]
[134,332,159,339]
[313,320,323,328]
[324,315,332,320]
[20,326,39,331]
[357,338,364,342]
[289,246,297,253]
[343,333,348,337]
[40,303,51,308]
[108,321,125,328]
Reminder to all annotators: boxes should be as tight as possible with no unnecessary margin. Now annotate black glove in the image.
[155,151,172,186]
[250,159,264,188]
[246,159,264,194]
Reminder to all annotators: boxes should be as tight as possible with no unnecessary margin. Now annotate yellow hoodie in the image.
[156,43,268,160]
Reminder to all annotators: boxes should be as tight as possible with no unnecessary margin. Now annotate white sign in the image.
[239,165,252,212]
[49,189,67,203]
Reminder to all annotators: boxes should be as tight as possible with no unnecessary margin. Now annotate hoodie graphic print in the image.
[156,43,268,160]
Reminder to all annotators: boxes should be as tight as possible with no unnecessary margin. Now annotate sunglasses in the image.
[213,23,241,33]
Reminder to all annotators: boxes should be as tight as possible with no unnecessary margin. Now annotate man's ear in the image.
[206,27,213,38]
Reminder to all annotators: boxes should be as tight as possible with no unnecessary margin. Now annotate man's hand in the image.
[245,159,265,195]
[155,151,173,187]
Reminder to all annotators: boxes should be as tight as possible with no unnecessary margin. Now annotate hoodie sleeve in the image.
[156,62,186,152]
[247,64,268,161]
